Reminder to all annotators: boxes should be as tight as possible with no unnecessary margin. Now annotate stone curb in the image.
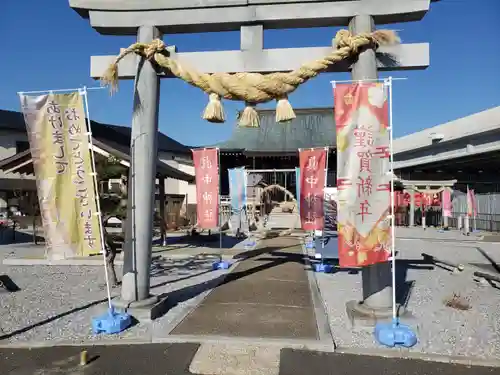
[336,346,500,368]
[153,335,335,352]
[0,336,333,352]
[0,339,153,349]
[299,241,336,349]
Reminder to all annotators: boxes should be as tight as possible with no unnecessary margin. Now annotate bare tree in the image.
[95,155,128,287]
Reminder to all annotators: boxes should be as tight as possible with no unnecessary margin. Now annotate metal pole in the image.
[323,147,329,249]
[81,87,112,310]
[159,177,166,246]
[218,148,222,251]
[387,77,397,321]
[118,25,162,307]
[349,15,393,312]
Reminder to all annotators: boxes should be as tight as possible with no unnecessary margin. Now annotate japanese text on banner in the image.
[467,187,477,217]
[335,83,391,268]
[193,148,219,229]
[19,92,102,259]
[299,148,326,231]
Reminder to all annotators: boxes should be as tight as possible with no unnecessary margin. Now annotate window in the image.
[16,141,30,154]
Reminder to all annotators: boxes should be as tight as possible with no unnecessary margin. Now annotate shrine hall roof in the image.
[217,107,335,154]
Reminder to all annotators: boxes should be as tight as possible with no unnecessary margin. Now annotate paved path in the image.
[1,344,498,374]
[170,236,318,339]
[279,349,498,375]
[1,343,199,375]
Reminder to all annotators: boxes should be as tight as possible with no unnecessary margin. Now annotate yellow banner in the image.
[19,92,103,259]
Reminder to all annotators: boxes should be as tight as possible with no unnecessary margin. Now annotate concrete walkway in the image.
[170,236,319,340]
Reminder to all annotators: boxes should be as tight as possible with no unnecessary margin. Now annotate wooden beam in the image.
[71,0,433,35]
[90,43,429,79]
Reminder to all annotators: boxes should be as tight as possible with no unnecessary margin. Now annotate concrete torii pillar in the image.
[117,25,164,317]
[345,14,393,318]
[69,0,433,321]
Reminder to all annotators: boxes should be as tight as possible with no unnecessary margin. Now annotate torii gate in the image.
[70,0,435,321]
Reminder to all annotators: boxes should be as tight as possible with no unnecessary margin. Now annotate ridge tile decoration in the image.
[334,83,391,268]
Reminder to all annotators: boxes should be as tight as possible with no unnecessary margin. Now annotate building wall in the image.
[0,130,34,180]
[158,151,197,205]
[0,130,36,211]
[394,129,500,170]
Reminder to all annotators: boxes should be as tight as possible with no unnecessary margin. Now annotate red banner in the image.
[467,187,477,217]
[192,148,219,229]
[299,148,327,231]
[335,83,391,268]
[442,189,452,217]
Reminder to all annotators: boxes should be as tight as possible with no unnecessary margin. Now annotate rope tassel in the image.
[238,103,260,128]
[275,95,296,123]
[203,93,225,123]
[100,30,400,126]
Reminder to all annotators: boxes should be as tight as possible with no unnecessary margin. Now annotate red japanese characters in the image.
[299,148,327,231]
[193,148,220,229]
[334,83,392,268]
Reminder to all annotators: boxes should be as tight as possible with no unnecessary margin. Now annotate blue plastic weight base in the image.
[313,263,334,273]
[305,241,315,249]
[374,320,418,348]
[244,240,257,249]
[92,308,132,335]
[212,260,231,270]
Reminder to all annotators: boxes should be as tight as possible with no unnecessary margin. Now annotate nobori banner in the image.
[334,83,391,268]
[193,148,219,229]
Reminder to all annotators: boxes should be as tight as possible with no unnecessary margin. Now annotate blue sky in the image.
[1,0,499,147]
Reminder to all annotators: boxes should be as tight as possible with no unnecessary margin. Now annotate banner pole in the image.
[387,77,397,322]
[18,86,106,95]
[81,87,113,311]
[323,147,329,249]
[218,148,222,252]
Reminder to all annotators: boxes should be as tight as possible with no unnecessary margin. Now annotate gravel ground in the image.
[315,238,500,360]
[0,256,229,345]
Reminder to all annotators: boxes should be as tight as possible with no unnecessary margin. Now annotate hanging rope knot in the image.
[102,29,399,126]
[333,30,353,49]
[275,95,296,123]
[202,93,225,123]
[239,102,260,128]
[144,39,166,59]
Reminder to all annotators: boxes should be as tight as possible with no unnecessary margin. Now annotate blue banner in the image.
[229,167,247,212]
[295,167,301,212]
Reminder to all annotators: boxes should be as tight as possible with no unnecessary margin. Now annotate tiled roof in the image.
[218,107,335,153]
[0,109,190,155]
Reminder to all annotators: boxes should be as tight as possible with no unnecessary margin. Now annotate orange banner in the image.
[335,83,391,267]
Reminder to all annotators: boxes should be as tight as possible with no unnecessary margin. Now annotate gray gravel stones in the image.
[315,238,500,360]
[0,257,229,345]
